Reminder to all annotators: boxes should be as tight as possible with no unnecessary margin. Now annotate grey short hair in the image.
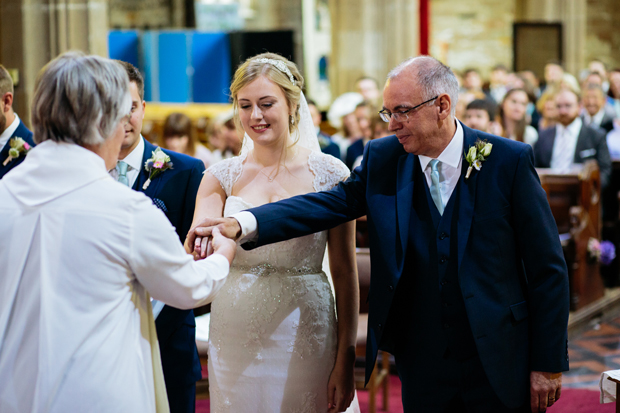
[31,51,131,146]
[387,56,460,117]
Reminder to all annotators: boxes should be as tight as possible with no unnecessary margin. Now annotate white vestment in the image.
[0,141,229,413]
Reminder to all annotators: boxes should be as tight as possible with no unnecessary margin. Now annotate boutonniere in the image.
[3,137,31,166]
[465,139,493,179]
[143,147,173,190]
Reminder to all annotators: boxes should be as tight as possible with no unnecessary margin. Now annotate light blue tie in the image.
[429,159,444,215]
[116,160,129,186]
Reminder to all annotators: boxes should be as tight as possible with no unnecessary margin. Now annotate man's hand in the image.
[210,227,236,266]
[185,217,242,258]
[530,371,562,412]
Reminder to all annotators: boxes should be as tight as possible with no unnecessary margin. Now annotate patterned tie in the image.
[430,159,444,215]
[116,160,129,186]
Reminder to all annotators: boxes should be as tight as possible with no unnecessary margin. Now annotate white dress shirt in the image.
[418,121,464,208]
[0,113,21,150]
[551,117,582,171]
[109,136,145,187]
[0,141,229,413]
[232,121,465,243]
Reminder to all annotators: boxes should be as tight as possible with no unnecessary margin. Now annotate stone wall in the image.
[585,0,620,70]
[429,0,515,77]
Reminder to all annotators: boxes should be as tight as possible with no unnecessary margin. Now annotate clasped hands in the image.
[185,217,242,259]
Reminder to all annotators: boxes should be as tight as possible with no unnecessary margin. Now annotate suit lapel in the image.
[396,153,415,266]
[457,125,479,271]
[573,125,589,163]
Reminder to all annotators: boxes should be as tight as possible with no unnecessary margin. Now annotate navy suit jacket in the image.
[0,120,35,179]
[345,139,365,170]
[534,123,612,188]
[243,123,569,406]
[133,138,206,389]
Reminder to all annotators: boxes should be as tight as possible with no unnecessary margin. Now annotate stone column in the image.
[329,0,420,97]
[0,0,109,126]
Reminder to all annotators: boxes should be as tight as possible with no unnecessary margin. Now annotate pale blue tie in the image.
[116,160,129,186]
[429,159,444,215]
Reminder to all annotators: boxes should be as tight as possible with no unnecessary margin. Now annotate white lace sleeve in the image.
[205,156,244,197]
[308,151,350,192]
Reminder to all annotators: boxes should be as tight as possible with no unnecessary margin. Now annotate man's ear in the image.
[1,92,13,113]
[437,94,451,120]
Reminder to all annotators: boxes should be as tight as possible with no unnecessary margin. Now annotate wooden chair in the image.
[355,247,390,413]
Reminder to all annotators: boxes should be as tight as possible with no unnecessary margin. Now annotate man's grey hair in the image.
[31,51,131,145]
[387,56,460,117]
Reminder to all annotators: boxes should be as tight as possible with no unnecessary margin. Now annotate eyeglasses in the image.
[379,96,439,123]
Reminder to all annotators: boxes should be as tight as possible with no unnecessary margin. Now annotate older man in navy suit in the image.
[113,61,205,413]
[0,64,35,179]
[189,56,570,412]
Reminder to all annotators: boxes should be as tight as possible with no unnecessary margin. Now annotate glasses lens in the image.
[379,112,390,123]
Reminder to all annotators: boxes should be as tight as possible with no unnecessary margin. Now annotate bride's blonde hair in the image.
[230,53,304,138]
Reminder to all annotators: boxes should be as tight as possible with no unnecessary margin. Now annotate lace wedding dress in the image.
[207,152,361,413]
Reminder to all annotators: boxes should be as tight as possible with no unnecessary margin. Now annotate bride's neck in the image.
[251,137,295,167]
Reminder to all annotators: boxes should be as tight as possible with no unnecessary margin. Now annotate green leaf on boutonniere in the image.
[465,139,492,179]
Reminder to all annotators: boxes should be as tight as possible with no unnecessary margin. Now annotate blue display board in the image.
[108,30,140,68]
[109,30,231,104]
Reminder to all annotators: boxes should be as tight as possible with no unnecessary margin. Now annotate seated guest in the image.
[534,88,612,188]
[498,88,539,146]
[463,99,497,133]
[351,112,389,170]
[345,101,374,169]
[536,88,559,131]
[160,112,215,167]
[0,64,35,179]
[355,76,381,107]
[327,92,364,159]
[210,110,242,162]
[606,121,620,160]
[542,61,564,92]
[0,52,236,413]
[485,64,509,103]
[608,69,620,120]
[581,84,616,133]
[307,98,340,158]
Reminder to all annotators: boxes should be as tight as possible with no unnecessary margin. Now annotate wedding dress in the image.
[207,151,361,413]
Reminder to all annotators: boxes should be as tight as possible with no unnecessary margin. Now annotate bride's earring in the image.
[290,115,295,125]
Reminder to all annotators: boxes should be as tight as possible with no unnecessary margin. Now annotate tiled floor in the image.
[564,315,620,390]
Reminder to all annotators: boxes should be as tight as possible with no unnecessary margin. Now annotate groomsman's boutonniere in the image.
[143,147,173,190]
[465,140,493,179]
[3,137,31,166]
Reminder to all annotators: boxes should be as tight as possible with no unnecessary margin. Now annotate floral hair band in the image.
[254,58,296,86]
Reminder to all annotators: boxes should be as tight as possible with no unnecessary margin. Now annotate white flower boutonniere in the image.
[465,139,493,179]
[3,137,31,166]
[143,147,173,190]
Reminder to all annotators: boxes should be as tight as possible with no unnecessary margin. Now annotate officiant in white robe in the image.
[0,52,236,413]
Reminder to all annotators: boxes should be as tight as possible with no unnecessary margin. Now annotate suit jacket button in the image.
[440,256,448,264]
[443,323,450,329]
[441,280,448,286]
[389,285,394,291]
[378,323,382,330]
[439,232,448,240]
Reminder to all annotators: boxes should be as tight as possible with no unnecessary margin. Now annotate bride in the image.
[187,53,360,413]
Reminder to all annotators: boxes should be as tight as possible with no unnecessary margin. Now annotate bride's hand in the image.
[186,217,242,258]
[327,360,355,412]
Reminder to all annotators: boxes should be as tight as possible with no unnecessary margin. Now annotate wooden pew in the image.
[537,161,604,311]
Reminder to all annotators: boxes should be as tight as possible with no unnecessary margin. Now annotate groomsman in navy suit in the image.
[114,61,205,413]
[0,64,35,179]
[189,57,570,412]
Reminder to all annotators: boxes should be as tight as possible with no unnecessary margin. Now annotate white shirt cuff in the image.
[230,211,258,244]
[201,253,231,278]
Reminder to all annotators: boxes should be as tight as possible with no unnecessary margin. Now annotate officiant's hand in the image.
[210,227,236,266]
[530,371,562,412]
[186,217,242,258]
